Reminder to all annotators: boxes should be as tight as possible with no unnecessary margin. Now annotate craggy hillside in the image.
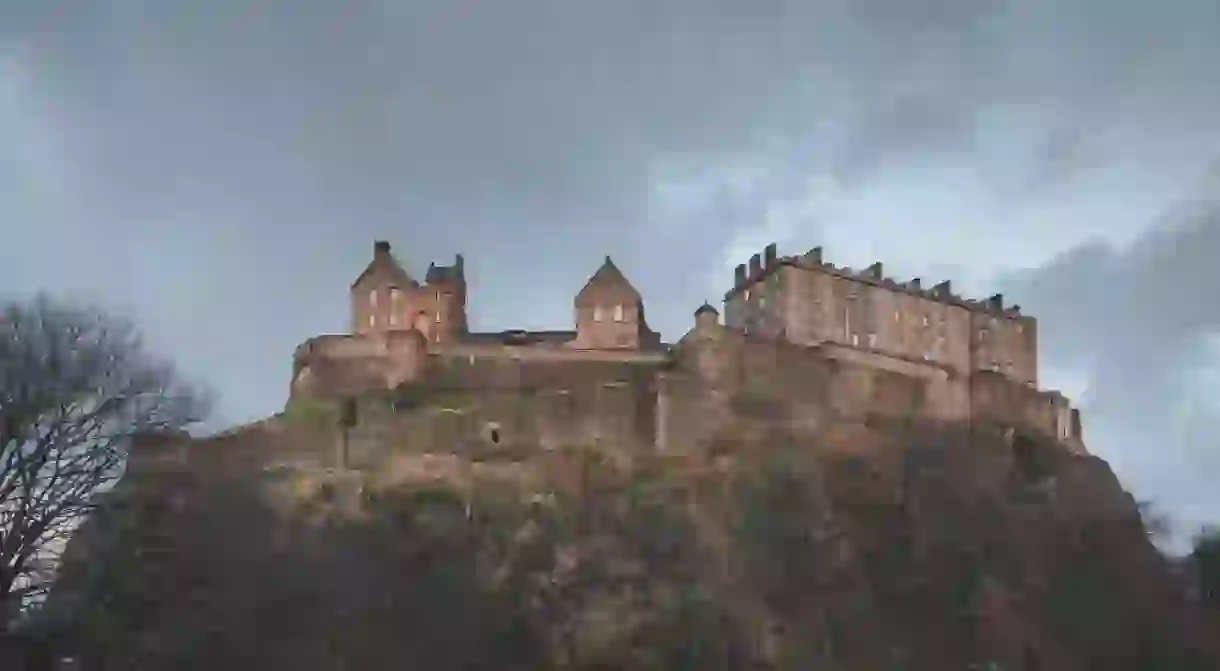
[43,418,1219,670]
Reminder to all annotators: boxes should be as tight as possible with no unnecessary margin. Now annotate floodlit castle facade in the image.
[287,240,1085,461]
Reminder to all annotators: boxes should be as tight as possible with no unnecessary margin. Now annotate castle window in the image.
[894,310,900,322]
[744,290,751,301]
[369,289,378,306]
[594,306,604,322]
[614,304,624,322]
[435,311,441,323]
[851,333,860,346]
[979,329,988,341]
[922,315,929,326]
[368,314,376,327]
[867,333,877,348]
[390,288,402,304]
[389,312,398,326]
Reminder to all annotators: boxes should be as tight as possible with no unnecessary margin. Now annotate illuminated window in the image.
[922,315,929,326]
[867,333,877,348]
[435,311,441,323]
[390,288,401,304]
[389,312,398,326]
[593,306,603,322]
[614,304,624,322]
[368,314,376,327]
[369,289,378,306]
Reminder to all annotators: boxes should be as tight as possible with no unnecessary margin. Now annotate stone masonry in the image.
[287,240,1087,459]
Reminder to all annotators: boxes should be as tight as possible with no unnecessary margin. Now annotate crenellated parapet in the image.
[729,243,1026,320]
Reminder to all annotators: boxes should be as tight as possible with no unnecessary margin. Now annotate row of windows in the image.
[590,304,629,323]
[368,311,442,328]
[369,288,448,305]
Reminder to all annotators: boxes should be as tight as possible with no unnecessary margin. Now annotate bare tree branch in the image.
[0,294,208,626]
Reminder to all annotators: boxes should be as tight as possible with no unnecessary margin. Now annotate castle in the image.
[288,240,1085,460]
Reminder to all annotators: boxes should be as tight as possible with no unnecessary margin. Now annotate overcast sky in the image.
[2,0,1217,546]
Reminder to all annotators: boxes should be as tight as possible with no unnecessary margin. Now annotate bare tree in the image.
[0,294,207,626]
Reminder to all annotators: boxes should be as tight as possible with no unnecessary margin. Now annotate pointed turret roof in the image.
[575,256,642,306]
[351,240,417,290]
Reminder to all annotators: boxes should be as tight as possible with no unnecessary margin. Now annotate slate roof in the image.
[575,256,642,306]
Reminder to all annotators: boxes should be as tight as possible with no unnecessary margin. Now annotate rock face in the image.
[43,420,1218,671]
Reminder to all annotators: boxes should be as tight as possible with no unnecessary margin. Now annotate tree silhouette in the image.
[0,295,207,626]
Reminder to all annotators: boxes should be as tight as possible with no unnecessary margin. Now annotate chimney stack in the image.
[763,243,778,269]
[865,262,883,280]
[374,240,391,256]
[933,280,952,298]
[734,264,747,287]
[749,253,762,280]
[988,293,1004,311]
[804,246,823,264]
[908,278,921,290]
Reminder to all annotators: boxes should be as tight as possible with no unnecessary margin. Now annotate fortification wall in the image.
[970,371,1084,450]
[334,353,666,463]
[660,326,944,454]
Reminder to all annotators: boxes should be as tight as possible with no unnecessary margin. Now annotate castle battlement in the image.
[727,244,1025,320]
[286,239,1086,462]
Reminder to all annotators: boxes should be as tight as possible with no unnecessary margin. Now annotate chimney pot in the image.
[749,253,762,279]
[764,243,778,269]
[374,240,391,255]
[865,262,883,279]
[804,246,823,264]
[989,293,1004,311]
[735,264,747,287]
[933,280,952,297]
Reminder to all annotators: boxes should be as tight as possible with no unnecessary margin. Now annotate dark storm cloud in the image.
[997,187,1220,543]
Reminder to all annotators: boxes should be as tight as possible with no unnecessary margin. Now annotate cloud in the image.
[996,189,1220,548]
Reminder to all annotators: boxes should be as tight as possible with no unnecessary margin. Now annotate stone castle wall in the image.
[288,317,1085,466]
[724,244,1038,387]
[274,239,1086,470]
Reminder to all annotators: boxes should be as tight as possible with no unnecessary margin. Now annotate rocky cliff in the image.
[38,414,1219,670]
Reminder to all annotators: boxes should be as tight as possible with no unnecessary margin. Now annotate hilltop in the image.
[38,402,1218,670]
[25,240,1217,669]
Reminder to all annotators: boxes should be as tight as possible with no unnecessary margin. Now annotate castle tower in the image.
[695,301,720,332]
[350,240,420,336]
[423,254,468,345]
[570,256,647,350]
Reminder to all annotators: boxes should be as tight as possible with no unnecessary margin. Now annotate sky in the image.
[2,0,1217,547]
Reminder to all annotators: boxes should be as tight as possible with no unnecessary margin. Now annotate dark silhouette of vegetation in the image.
[1192,526,1220,609]
[0,295,206,632]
